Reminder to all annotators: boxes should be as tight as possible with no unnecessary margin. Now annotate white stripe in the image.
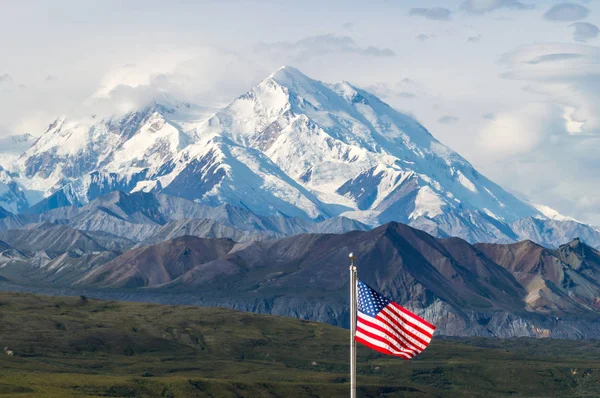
[366,311,429,350]
[355,331,413,359]
[357,320,420,355]
[387,304,435,335]
[381,308,433,343]
[379,309,432,345]
[358,312,425,351]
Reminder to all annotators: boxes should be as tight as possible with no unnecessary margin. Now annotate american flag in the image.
[355,280,436,360]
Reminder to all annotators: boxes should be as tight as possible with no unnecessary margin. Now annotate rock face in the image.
[0,191,371,243]
[0,205,11,219]
[0,166,28,213]
[1,66,598,247]
[476,238,600,314]
[3,221,596,338]
[78,236,236,288]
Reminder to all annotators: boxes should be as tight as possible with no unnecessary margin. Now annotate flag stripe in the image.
[383,306,434,340]
[355,331,413,359]
[358,312,425,351]
[357,312,421,352]
[356,325,417,358]
[380,308,432,344]
[356,322,419,355]
[355,335,413,360]
[356,333,392,355]
[389,302,436,334]
[376,311,429,350]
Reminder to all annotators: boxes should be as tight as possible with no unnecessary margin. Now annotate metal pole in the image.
[349,252,357,398]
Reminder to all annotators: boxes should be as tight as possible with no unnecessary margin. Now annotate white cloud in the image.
[0,74,13,85]
[499,43,600,134]
[544,3,590,22]
[416,33,434,41]
[1,33,398,135]
[570,22,599,42]
[409,7,453,21]
[255,34,396,60]
[364,78,423,101]
[478,103,565,155]
[92,47,268,114]
[460,0,534,14]
[438,115,460,124]
[398,92,417,98]
[472,42,600,224]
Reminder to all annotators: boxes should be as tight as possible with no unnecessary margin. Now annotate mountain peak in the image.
[264,66,323,102]
[565,237,585,249]
[269,65,308,82]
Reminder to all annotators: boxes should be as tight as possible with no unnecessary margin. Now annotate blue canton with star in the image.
[357,280,390,317]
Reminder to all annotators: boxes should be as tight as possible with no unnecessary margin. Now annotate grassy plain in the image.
[0,292,599,397]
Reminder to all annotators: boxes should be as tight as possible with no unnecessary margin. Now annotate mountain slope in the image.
[78,236,236,288]
[0,224,107,253]
[0,191,371,244]
[0,205,11,219]
[0,166,28,213]
[138,218,281,246]
[60,221,600,338]
[477,238,600,314]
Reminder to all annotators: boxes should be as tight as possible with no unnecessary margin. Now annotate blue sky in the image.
[1,0,600,224]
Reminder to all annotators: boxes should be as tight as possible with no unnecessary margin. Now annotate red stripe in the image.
[356,325,417,357]
[377,309,431,348]
[378,309,431,348]
[390,302,436,330]
[383,305,434,340]
[357,315,420,353]
[355,336,412,360]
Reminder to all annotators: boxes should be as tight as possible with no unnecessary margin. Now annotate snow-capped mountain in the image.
[12,99,213,198]
[176,66,539,234]
[0,66,597,246]
[0,165,28,213]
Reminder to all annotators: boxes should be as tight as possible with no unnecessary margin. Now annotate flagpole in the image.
[349,252,357,398]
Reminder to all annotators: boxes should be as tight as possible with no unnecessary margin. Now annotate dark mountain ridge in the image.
[2,220,598,338]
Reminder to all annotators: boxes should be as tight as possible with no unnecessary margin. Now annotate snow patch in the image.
[457,171,478,193]
[532,204,580,223]
[410,187,445,219]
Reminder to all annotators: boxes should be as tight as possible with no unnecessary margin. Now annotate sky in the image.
[1,0,600,224]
